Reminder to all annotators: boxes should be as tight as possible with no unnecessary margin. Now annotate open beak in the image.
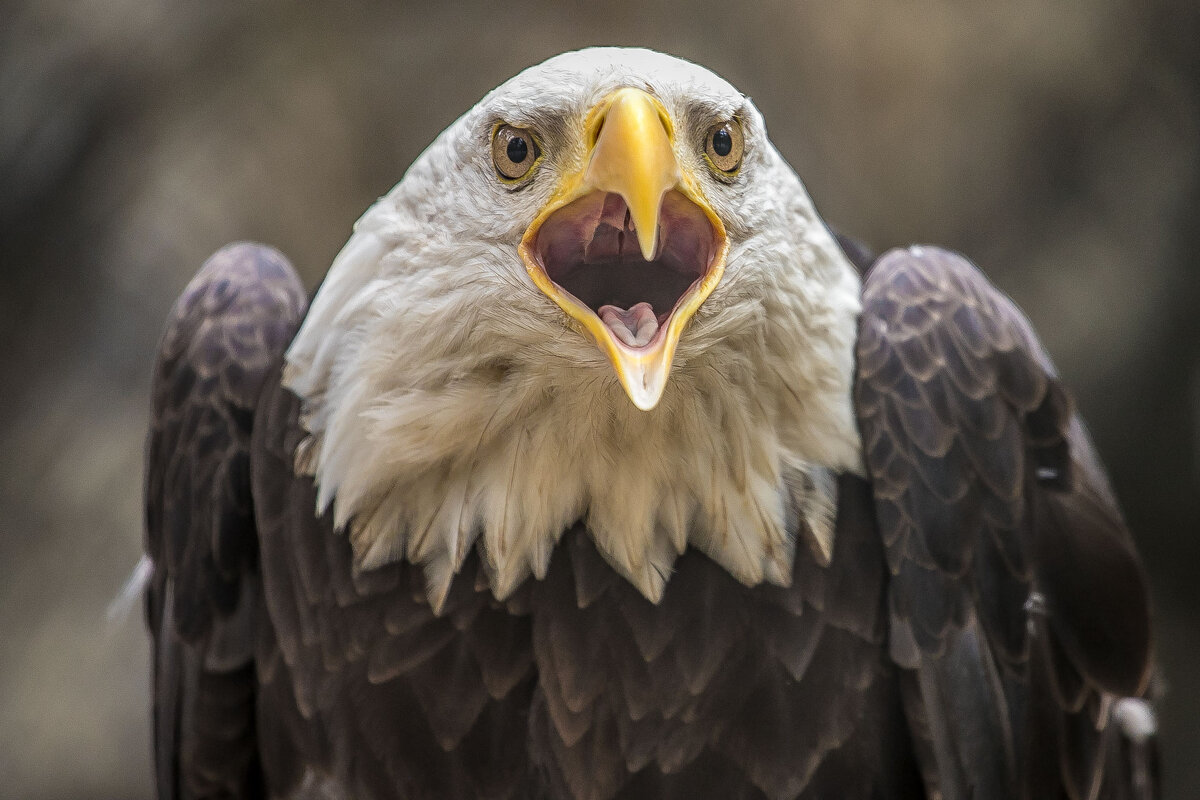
[519,87,728,410]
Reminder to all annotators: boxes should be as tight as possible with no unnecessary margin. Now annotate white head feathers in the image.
[283,48,863,609]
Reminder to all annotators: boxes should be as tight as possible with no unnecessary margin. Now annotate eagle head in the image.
[284,48,863,607]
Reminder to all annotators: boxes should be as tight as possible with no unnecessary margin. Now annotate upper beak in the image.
[583,88,679,261]
[519,88,728,410]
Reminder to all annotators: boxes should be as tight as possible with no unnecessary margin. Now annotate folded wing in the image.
[144,243,307,799]
[854,246,1154,800]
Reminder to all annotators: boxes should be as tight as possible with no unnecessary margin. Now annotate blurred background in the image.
[1,1,1197,797]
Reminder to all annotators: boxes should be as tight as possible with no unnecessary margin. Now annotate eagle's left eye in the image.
[704,120,744,175]
[492,124,541,182]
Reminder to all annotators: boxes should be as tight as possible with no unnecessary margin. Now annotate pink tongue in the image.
[598,302,659,348]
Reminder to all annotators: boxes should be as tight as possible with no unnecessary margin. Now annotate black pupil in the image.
[712,128,733,157]
[506,135,529,164]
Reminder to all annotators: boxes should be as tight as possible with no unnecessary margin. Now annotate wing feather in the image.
[855,246,1156,800]
[145,243,307,799]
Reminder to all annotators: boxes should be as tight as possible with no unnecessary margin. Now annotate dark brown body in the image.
[145,243,1156,799]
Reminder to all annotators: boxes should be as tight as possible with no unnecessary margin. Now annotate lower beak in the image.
[519,88,727,411]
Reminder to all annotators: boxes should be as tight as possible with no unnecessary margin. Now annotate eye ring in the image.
[703,119,744,175]
[492,123,541,182]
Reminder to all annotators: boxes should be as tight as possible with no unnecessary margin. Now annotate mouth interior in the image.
[533,189,718,349]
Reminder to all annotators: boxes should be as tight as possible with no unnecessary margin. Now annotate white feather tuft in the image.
[106,555,153,624]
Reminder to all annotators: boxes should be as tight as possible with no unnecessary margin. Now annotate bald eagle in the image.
[145,48,1157,800]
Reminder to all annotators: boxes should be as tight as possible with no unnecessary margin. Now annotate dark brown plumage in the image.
[855,247,1155,799]
[145,241,1156,799]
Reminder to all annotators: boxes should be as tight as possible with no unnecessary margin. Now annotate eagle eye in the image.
[704,120,744,175]
[492,124,541,182]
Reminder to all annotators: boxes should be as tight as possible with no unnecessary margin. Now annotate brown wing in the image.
[144,243,307,799]
[854,246,1155,800]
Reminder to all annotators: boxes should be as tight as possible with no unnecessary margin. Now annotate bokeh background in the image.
[2,1,1197,798]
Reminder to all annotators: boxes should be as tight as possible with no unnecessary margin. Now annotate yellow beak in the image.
[583,88,679,261]
[518,88,728,411]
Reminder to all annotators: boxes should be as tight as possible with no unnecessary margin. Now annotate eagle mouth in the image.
[528,189,721,349]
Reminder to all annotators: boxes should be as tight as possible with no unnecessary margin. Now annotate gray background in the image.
[2,2,1197,798]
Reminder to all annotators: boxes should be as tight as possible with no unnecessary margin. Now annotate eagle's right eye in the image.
[492,124,541,182]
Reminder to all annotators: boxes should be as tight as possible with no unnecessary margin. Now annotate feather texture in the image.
[250,376,923,798]
[855,246,1156,800]
[144,243,307,799]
